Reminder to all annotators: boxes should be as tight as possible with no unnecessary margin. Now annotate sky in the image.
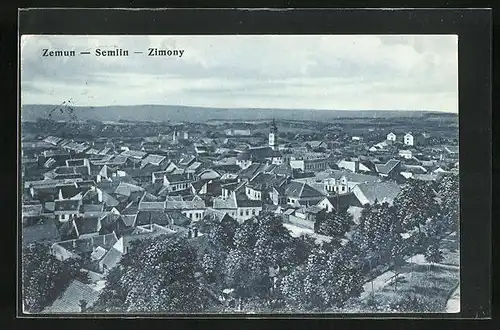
[20,35,458,112]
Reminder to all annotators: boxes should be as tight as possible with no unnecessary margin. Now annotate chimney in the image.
[79,300,88,313]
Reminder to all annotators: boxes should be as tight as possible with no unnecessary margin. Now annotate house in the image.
[54,199,82,222]
[284,181,325,207]
[242,147,283,165]
[22,217,61,246]
[374,159,402,179]
[399,150,413,159]
[212,192,262,222]
[285,206,326,231]
[294,169,380,196]
[225,129,252,136]
[351,181,401,206]
[161,173,195,194]
[315,193,363,213]
[404,133,414,146]
[387,132,396,142]
[73,216,102,238]
[22,204,44,225]
[138,192,166,211]
[42,280,100,313]
[198,169,221,181]
[306,141,328,150]
[165,195,206,221]
[44,136,63,146]
[120,149,147,160]
[289,153,329,172]
[337,160,372,174]
[51,232,119,261]
[245,172,289,201]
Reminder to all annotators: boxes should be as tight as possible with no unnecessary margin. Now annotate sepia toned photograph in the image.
[20,33,460,315]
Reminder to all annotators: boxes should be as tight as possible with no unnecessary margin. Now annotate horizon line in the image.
[20,103,458,114]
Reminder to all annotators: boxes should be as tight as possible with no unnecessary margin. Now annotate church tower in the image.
[269,119,278,150]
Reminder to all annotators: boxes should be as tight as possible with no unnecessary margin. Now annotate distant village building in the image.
[404,133,414,146]
[399,150,413,159]
[289,153,329,172]
[387,132,396,142]
[225,129,252,136]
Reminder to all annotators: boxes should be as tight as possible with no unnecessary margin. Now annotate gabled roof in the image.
[353,181,401,205]
[74,217,100,236]
[54,199,81,212]
[285,181,324,199]
[236,199,263,208]
[247,172,288,190]
[164,173,193,183]
[135,210,171,226]
[42,280,100,313]
[55,232,118,255]
[100,246,123,270]
[375,159,401,175]
[323,192,362,209]
[23,218,61,245]
[22,204,43,217]
[213,195,237,209]
[141,154,167,167]
[120,149,147,159]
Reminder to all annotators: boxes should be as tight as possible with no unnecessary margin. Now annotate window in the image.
[252,209,255,215]
[245,210,249,216]
[172,186,176,191]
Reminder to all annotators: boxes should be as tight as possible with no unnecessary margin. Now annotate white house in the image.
[399,150,413,159]
[387,132,396,142]
[404,133,414,146]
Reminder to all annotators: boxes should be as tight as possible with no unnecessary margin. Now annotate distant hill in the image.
[20,104,457,123]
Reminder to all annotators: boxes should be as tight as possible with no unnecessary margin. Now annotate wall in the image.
[288,214,315,230]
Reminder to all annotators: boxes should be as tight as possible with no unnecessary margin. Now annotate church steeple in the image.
[269,119,278,150]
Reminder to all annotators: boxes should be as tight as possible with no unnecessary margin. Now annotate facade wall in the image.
[181,209,205,222]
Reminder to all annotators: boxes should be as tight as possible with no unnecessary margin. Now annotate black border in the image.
[12,7,492,323]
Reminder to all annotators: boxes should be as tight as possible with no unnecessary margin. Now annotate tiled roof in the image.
[23,218,61,245]
[54,199,81,212]
[56,232,118,255]
[285,181,324,199]
[166,197,206,210]
[354,181,401,205]
[42,280,100,313]
[236,199,263,208]
[141,154,166,167]
[22,204,43,217]
[100,247,123,270]
[324,193,362,209]
[165,173,193,183]
[213,195,237,209]
[82,204,104,213]
[74,217,100,235]
[375,159,401,175]
[135,211,170,226]
[120,149,147,159]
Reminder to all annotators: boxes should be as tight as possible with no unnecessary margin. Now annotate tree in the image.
[394,179,440,233]
[91,235,211,313]
[22,243,88,313]
[437,174,459,233]
[279,244,364,312]
[424,240,443,271]
[317,206,352,238]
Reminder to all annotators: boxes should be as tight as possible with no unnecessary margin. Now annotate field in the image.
[340,232,460,313]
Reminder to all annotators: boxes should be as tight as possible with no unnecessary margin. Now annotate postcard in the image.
[20,32,460,315]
